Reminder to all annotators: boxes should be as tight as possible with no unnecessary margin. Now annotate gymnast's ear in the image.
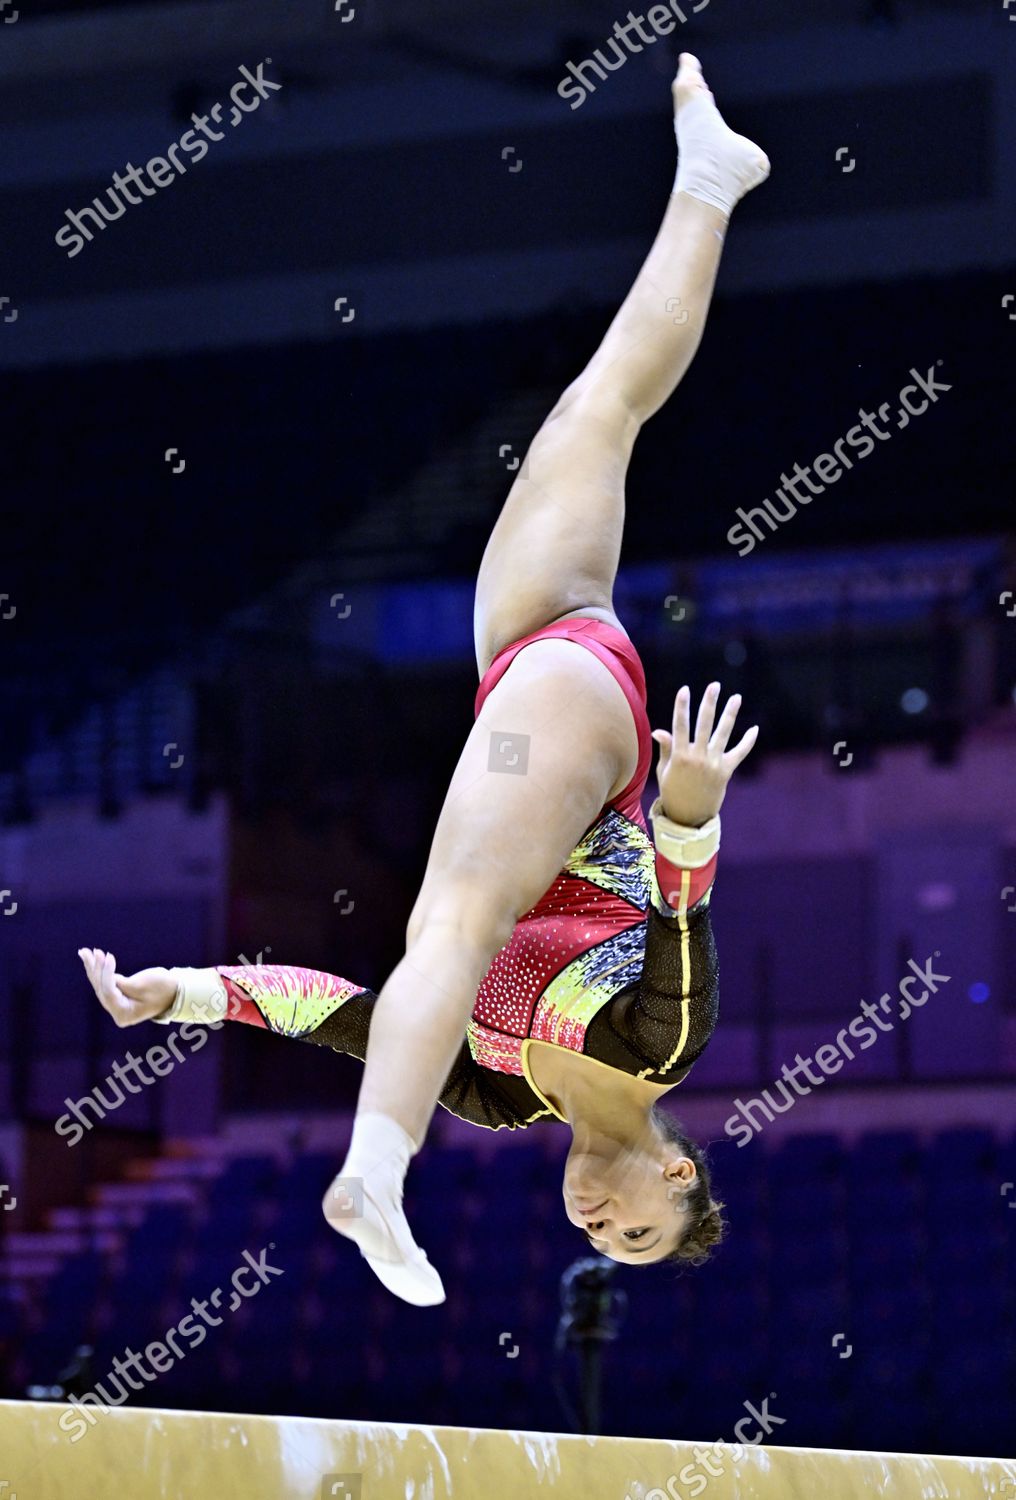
[664,1155,697,1188]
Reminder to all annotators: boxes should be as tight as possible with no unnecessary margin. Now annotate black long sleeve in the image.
[585,887,719,1082]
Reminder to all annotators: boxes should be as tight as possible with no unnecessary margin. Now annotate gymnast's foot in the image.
[323,1111,445,1307]
[672,53,770,219]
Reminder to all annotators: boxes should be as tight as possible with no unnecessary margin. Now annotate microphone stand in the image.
[554,1256,627,1435]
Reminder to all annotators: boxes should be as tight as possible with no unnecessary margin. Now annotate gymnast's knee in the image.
[542,380,639,444]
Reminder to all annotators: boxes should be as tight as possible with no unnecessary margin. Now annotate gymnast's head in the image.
[561,1104,725,1267]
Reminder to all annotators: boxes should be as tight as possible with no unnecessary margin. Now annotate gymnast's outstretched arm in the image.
[77,950,528,1131]
[76,951,373,1038]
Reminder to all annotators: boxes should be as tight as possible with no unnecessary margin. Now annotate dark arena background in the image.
[1,0,1015,1495]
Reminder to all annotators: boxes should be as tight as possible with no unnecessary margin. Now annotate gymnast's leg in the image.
[328,54,769,1304]
[471,52,769,674]
[329,640,635,1302]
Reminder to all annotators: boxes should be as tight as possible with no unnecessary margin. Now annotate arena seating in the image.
[1,1125,1013,1455]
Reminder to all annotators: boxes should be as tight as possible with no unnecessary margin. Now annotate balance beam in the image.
[0,1401,1012,1499]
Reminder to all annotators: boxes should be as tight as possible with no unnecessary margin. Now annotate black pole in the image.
[577,1340,605,1435]
[554,1257,627,1435]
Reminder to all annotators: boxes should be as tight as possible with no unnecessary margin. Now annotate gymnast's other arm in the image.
[593,683,756,1078]
[76,953,372,1039]
[631,681,756,1057]
[77,950,523,1131]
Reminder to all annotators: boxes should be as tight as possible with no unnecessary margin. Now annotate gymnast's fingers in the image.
[98,950,126,1020]
[78,942,112,1014]
[77,947,105,1004]
[670,685,692,750]
[709,692,742,754]
[724,723,759,771]
[693,681,721,747]
[79,947,129,1025]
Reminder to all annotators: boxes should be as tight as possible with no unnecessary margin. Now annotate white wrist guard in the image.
[648,799,721,868]
[154,967,229,1026]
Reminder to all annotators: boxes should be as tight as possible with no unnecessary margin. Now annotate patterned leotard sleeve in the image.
[166,963,539,1131]
[586,802,721,1082]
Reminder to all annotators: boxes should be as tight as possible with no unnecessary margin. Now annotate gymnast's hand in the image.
[77,947,176,1027]
[651,682,758,828]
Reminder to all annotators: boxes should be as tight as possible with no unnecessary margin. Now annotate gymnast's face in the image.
[561,1140,696,1265]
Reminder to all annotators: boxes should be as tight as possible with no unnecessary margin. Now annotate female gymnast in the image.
[78,55,769,1307]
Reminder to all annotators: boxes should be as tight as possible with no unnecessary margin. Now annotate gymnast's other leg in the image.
[472,52,769,674]
[327,54,769,1304]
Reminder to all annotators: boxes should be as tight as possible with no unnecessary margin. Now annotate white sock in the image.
[673,90,770,219]
[325,1111,445,1307]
